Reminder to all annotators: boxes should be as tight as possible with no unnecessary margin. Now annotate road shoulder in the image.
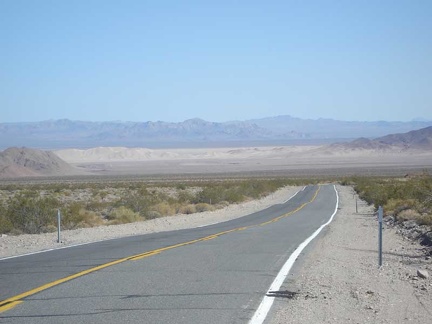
[269,185,432,324]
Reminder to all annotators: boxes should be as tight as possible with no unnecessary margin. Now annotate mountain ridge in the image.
[328,126,432,153]
[1,116,431,149]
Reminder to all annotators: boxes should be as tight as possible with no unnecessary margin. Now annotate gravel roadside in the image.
[269,185,432,324]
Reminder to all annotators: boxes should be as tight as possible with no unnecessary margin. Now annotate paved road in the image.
[0,184,338,323]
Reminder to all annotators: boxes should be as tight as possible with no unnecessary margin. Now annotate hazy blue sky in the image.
[1,0,431,123]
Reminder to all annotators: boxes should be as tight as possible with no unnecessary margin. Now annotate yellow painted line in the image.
[202,235,219,241]
[260,186,320,226]
[129,251,161,261]
[0,185,321,313]
[0,301,23,312]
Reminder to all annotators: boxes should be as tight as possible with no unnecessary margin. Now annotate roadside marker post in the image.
[378,206,383,267]
[57,209,61,243]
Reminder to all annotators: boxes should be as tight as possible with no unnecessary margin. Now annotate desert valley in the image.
[0,124,431,180]
[1,120,431,324]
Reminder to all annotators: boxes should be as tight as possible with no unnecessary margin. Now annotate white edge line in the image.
[0,188,303,261]
[282,189,300,204]
[0,239,113,261]
[248,184,339,324]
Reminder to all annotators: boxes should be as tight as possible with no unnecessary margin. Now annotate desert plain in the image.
[53,145,432,179]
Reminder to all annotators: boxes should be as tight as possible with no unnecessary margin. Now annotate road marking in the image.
[0,186,321,313]
[0,233,160,262]
[282,189,300,204]
[248,185,339,324]
[129,251,161,261]
[0,301,22,312]
[0,188,304,261]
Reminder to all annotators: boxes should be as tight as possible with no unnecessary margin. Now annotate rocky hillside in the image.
[0,147,79,178]
[328,126,432,153]
[377,126,432,150]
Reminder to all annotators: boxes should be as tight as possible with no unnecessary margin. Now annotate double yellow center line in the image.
[0,186,320,313]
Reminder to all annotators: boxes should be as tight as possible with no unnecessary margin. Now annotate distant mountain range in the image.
[0,116,431,149]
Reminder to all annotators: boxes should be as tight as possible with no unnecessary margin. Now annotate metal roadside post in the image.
[378,206,383,267]
[57,209,61,243]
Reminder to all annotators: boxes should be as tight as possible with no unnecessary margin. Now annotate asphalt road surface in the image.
[0,184,338,323]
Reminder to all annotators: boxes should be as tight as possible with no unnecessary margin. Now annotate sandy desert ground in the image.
[54,145,432,178]
[1,185,431,323]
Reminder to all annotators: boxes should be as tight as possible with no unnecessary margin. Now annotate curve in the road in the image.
[0,185,322,314]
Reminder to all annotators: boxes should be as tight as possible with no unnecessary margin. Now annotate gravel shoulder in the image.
[270,185,432,324]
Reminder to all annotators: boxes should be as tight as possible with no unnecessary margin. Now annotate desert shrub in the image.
[5,193,59,234]
[192,180,290,205]
[0,204,13,234]
[116,189,154,216]
[238,180,276,199]
[215,201,230,209]
[151,202,176,217]
[417,215,432,226]
[75,209,104,228]
[385,198,418,216]
[85,198,110,212]
[396,209,432,226]
[178,204,196,215]
[42,224,58,233]
[107,206,143,224]
[225,188,245,203]
[194,186,222,204]
[177,190,196,203]
[195,203,214,213]
[176,183,187,190]
[193,185,242,204]
[61,202,104,229]
[146,211,162,220]
[397,209,422,221]
[349,174,432,227]
[62,189,72,197]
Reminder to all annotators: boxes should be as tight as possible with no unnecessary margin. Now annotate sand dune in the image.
[54,146,320,163]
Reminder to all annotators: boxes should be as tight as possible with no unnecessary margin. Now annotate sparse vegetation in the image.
[5,173,428,236]
[0,178,303,235]
[344,172,432,226]
[4,192,59,234]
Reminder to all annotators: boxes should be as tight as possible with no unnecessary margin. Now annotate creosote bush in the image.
[107,206,143,225]
[347,173,432,227]
[0,178,302,235]
[5,193,59,234]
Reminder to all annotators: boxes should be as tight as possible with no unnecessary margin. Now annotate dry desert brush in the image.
[0,178,298,235]
[347,172,432,226]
